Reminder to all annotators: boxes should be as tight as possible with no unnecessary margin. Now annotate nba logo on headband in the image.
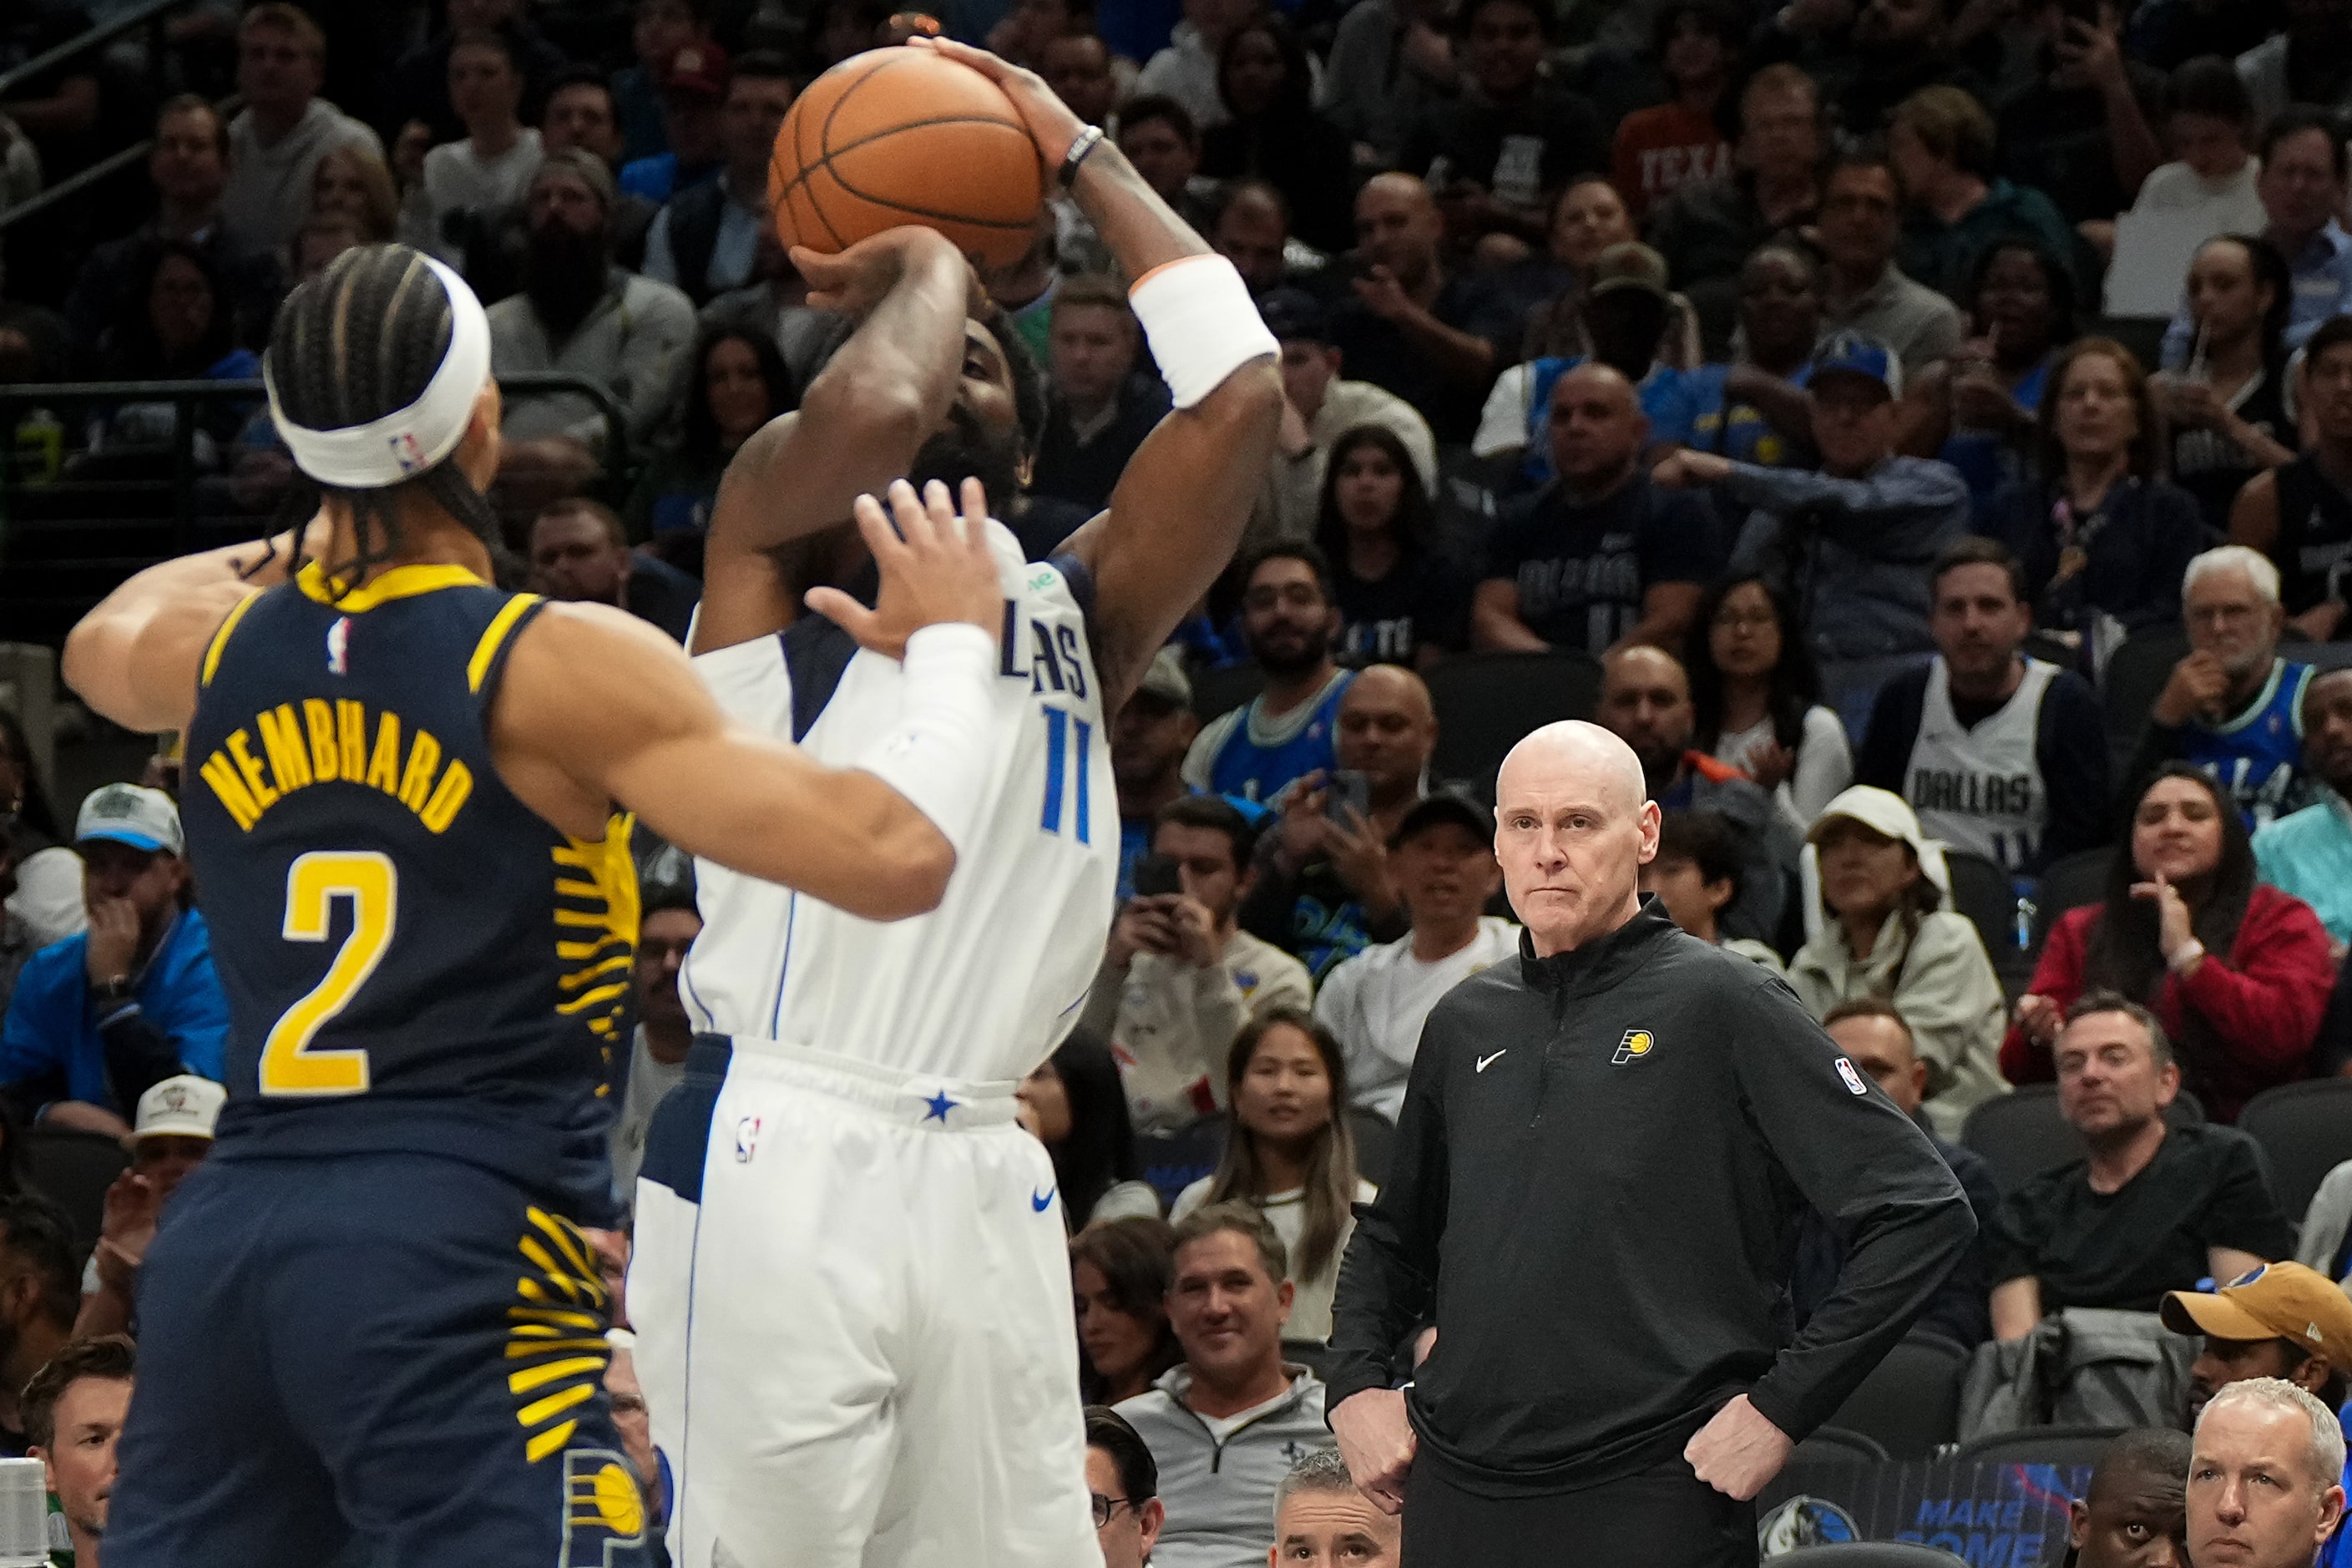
[389,431,427,474]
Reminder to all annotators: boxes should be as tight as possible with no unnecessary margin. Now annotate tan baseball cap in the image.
[2161,1262,2352,1358]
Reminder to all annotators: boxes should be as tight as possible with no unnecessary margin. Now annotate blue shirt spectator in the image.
[1182,547,1357,807]
[0,786,227,1135]
[2253,668,2352,942]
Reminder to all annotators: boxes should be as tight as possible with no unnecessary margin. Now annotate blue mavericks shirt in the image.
[1202,673,1354,805]
[1688,362,1813,465]
[181,563,637,1217]
[2181,660,2314,832]
[1941,359,2049,520]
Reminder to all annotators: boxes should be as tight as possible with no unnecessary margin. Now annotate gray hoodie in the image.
[1114,1365,1333,1568]
[221,99,383,255]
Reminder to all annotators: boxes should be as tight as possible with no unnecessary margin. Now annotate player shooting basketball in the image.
[627,37,1282,1568]
[60,244,1020,1568]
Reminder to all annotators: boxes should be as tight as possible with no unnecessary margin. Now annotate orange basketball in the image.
[770,48,1044,271]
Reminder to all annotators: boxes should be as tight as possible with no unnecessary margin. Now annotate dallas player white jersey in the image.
[682,518,1118,1080]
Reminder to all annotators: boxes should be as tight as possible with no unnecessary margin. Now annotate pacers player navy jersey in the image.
[181,562,637,1215]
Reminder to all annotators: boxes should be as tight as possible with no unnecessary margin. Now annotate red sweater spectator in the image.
[2005,766,2332,1120]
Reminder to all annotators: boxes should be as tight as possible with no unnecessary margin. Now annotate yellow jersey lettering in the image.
[303,699,341,781]
[336,699,367,779]
[227,730,280,812]
[419,759,473,832]
[256,705,315,795]
[199,751,262,830]
[397,729,442,813]
[365,713,403,794]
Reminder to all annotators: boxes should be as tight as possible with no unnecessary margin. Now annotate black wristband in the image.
[1059,125,1106,190]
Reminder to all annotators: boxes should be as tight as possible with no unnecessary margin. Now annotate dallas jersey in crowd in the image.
[1855,655,2109,874]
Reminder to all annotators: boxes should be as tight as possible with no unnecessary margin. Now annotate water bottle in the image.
[12,407,60,487]
[2012,878,2039,953]
[0,1457,50,1566]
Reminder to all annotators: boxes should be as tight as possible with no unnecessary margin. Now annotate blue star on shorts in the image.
[922,1090,959,1123]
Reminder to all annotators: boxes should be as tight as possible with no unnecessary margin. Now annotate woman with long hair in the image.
[1787,788,2008,1137]
[1310,425,1462,667]
[1070,1216,1185,1404]
[1982,337,2213,645]
[1170,1009,1372,1341]
[625,326,797,544]
[1016,1034,1160,1231]
[0,710,78,950]
[1685,574,1851,835]
[1200,18,1354,254]
[306,145,401,245]
[2007,765,2333,1121]
[1902,238,2078,518]
[2159,234,2295,532]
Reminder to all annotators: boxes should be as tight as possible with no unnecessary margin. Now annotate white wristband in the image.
[1129,255,1278,410]
[855,623,998,861]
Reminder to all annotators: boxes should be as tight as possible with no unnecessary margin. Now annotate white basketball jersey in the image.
[1904,655,2057,872]
[682,520,1118,1083]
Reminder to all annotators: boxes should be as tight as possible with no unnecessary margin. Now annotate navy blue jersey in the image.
[181,562,636,1215]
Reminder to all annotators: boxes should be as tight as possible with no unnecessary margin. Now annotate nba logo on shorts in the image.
[733,1115,762,1162]
[1835,1058,1869,1096]
[559,1448,647,1568]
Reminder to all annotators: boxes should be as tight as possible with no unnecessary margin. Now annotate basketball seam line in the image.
[772,53,1040,242]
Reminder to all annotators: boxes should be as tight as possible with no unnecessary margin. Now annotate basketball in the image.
[770,48,1045,271]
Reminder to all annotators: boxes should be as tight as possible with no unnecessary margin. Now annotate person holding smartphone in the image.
[1081,797,1313,1136]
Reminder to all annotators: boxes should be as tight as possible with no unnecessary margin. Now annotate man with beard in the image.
[24,1334,134,1568]
[1184,544,1356,806]
[609,881,700,1198]
[629,34,1282,1565]
[488,149,696,487]
[2128,545,2319,831]
[2166,1262,2352,1428]
[1114,649,1206,898]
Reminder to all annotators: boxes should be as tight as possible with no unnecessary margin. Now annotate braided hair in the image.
[264,244,507,589]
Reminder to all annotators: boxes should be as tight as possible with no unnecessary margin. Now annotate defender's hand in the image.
[807,478,1003,659]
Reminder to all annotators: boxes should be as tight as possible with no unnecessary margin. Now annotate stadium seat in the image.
[2279,642,2352,674]
[1422,650,1601,790]
[1952,1424,2126,1470]
[1348,1107,1396,1189]
[1827,1331,1968,1460]
[1135,1113,1230,1211]
[2031,847,2113,951]
[1963,1085,2204,1192]
[1773,1547,1967,1567]
[1818,654,1934,743]
[1794,1426,1890,1464]
[25,1128,130,1257]
[2236,1080,2352,1223]
[1190,660,1263,722]
[1281,1338,1334,1378]
[1942,850,2023,974]
[2102,625,2189,784]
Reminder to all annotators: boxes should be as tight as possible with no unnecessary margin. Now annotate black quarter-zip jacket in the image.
[1324,900,1976,1495]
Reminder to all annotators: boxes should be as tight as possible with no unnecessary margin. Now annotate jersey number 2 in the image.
[260,851,396,1096]
[1040,706,1092,842]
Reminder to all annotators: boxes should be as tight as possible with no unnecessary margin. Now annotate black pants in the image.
[1401,1450,1758,1568]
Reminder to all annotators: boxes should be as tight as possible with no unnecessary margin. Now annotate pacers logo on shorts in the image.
[1611,1029,1656,1065]
[559,1448,648,1568]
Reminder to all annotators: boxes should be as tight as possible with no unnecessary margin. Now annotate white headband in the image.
[265,255,493,490]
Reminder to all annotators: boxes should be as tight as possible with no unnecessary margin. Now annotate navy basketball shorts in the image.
[105,1150,654,1568]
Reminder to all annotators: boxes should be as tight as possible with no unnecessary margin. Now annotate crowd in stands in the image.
[10,0,2352,1558]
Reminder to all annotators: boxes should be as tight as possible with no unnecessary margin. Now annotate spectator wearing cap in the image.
[23,1333,134,1568]
[1244,666,1436,983]
[2168,1262,2352,1434]
[620,42,731,205]
[1031,275,1173,514]
[1788,998,2003,1347]
[610,880,701,1200]
[490,149,698,466]
[0,786,226,1143]
[1114,650,1206,900]
[1252,288,1437,554]
[1474,242,1722,484]
[1317,792,1519,1122]
[1988,992,2294,1341]
[1786,787,2008,1141]
[220,4,387,257]
[1656,331,1970,661]
[1087,1404,1166,1568]
[644,53,797,308]
[73,1074,225,1341]
[1813,147,1964,380]
[1474,361,1727,658]
[1083,797,1313,1136]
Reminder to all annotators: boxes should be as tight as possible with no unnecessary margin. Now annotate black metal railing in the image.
[1,373,635,646]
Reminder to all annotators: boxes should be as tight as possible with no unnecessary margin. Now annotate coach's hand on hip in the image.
[1683,1394,1793,1501]
[1331,1388,1417,1515]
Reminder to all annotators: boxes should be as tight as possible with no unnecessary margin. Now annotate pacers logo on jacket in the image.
[1611,1029,1656,1065]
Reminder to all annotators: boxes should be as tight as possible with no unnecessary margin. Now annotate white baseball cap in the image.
[75,783,184,857]
[134,1075,225,1141]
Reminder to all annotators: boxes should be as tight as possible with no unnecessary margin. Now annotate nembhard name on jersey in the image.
[197,698,473,834]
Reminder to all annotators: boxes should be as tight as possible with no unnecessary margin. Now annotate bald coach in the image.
[1323,721,1975,1567]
